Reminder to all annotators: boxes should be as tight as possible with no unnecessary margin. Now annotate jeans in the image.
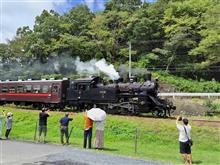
[60,126,69,144]
[84,127,92,148]
[38,125,47,137]
[5,129,11,139]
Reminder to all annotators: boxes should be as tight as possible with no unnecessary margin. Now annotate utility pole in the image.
[128,41,131,78]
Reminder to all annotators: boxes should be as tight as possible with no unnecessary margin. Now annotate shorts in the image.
[39,125,47,137]
[179,141,191,154]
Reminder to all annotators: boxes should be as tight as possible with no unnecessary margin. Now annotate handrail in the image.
[158,93,220,98]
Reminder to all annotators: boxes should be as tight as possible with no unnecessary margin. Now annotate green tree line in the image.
[0,0,220,80]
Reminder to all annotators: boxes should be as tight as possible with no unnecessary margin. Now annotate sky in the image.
[0,0,155,43]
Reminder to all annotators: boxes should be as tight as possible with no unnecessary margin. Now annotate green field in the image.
[1,105,220,165]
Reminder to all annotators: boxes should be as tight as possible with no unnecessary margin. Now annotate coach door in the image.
[51,83,60,103]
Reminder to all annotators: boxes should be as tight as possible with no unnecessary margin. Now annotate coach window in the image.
[9,86,15,93]
[33,85,41,93]
[42,86,48,93]
[24,85,32,93]
[17,85,24,93]
[1,86,8,93]
[52,85,58,93]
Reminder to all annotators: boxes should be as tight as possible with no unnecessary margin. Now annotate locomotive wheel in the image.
[152,107,166,118]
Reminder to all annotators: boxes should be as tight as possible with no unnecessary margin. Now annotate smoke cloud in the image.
[118,64,150,76]
[0,54,120,80]
[74,57,120,80]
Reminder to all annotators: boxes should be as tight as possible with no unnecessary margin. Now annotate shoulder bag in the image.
[183,126,193,146]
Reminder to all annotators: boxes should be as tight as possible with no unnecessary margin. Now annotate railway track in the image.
[192,119,220,127]
[192,119,220,123]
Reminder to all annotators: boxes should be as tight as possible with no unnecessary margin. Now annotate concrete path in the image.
[0,140,171,165]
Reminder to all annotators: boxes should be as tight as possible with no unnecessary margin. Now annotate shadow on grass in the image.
[138,113,175,120]
[101,147,119,152]
[192,160,202,164]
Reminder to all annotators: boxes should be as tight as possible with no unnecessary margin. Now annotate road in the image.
[0,140,172,165]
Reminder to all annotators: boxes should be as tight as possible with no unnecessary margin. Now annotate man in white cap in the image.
[5,112,13,139]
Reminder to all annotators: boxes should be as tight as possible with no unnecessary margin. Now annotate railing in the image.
[158,93,220,98]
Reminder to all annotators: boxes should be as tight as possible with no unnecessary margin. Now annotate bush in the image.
[153,71,220,92]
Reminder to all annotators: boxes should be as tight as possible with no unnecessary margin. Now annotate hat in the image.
[65,112,69,116]
[7,112,13,117]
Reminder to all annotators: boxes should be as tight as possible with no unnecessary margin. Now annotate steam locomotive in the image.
[0,75,175,117]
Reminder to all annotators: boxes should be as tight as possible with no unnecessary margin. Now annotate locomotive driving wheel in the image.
[152,107,166,118]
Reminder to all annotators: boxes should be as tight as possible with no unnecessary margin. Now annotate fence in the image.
[158,93,220,99]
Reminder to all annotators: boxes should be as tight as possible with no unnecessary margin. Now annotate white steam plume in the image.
[95,59,120,80]
[74,57,120,80]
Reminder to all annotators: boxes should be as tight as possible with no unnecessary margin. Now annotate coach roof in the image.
[0,79,67,84]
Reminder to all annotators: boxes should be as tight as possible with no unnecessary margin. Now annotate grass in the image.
[1,105,220,165]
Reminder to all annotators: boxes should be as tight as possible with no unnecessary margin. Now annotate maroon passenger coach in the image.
[0,79,69,109]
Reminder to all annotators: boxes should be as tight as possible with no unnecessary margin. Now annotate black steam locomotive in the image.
[66,76,175,117]
[0,75,175,117]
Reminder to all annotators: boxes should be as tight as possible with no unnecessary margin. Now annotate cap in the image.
[7,112,13,117]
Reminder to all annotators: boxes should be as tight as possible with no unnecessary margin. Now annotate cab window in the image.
[78,84,86,90]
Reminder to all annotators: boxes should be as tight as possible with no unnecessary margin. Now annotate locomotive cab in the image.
[66,76,118,108]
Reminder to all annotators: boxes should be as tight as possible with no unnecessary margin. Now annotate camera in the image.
[178,116,182,121]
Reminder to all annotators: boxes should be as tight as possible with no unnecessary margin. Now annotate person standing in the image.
[59,112,73,145]
[94,120,105,149]
[83,111,93,149]
[5,112,13,139]
[176,116,192,164]
[38,108,50,143]
[0,110,5,139]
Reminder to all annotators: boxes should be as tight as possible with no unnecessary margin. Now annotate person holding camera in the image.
[59,112,73,145]
[38,108,50,143]
[176,116,192,164]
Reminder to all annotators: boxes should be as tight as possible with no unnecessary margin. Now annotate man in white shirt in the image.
[176,116,192,164]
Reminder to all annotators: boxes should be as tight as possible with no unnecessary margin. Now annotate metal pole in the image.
[129,41,131,78]
[34,122,37,141]
[134,128,138,154]
[67,127,74,143]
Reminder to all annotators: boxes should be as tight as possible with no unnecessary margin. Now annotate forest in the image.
[0,0,220,81]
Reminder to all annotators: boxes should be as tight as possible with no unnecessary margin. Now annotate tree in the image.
[62,5,94,36]
[190,1,220,69]
[105,0,142,12]
[162,0,212,70]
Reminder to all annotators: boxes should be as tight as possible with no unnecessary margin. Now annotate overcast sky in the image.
[0,0,154,43]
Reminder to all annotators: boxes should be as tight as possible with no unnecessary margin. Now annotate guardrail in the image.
[158,93,220,98]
